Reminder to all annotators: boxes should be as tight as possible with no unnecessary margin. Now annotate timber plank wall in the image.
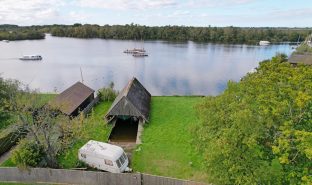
[0,167,209,185]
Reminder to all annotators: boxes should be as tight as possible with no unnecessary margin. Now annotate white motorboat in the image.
[259,41,270,46]
[19,55,43,61]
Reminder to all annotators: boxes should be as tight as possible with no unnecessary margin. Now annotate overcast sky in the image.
[0,0,311,27]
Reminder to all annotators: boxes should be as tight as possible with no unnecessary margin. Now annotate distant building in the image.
[50,82,95,117]
[289,53,312,65]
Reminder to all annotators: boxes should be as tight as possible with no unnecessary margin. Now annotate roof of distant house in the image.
[50,82,94,115]
[289,53,312,65]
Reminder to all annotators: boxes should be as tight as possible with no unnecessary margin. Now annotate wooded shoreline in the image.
[1,24,311,44]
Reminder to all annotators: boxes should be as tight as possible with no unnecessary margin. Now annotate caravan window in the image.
[81,153,86,158]
[104,159,113,166]
[119,154,125,165]
[116,160,121,168]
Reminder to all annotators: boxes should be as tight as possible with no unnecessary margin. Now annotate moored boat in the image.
[124,48,146,54]
[19,55,43,61]
[132,52,148,57]
[259,41,270,46]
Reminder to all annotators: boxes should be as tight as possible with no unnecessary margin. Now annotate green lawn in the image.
[132,96,208,182]
[57,101,113,168]
[1,96,208,182]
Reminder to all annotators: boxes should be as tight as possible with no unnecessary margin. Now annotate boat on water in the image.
[2,40,9,43]
[123,48,146,54]
[132,52,148,57]
[259,41,270,46]
[19,55,43,61]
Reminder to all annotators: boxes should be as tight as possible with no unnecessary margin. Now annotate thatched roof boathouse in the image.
[50,82,95,117]
[105,77,151,145]
[105,77,151,123]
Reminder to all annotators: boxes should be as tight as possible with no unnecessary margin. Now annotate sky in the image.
[0,0,311,27]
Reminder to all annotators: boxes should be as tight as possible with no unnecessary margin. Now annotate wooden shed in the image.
[50,82,95,117]
[289,53,312,65]
[105,77,151,144]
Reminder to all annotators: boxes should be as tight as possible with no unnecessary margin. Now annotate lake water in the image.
[0,34,293,95]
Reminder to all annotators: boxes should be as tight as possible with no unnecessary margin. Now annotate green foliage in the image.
[294,44,312,54]
[0,158,15,167]
[8,91,86,168]
[194,55,312,184]
[0,77,20,128]
[97,82,118,102]
[0,24,311,44]
[57,101,113,168]
[0,126,26,155]
[11,139,45,168]
[0,27,44,41]
[48,24,311,44]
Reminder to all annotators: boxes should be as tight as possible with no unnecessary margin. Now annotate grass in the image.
[57,101,113,168]
[0,94,56,131]
[0,94,56,167]
[0,159,14,167]
[1,96,208,182]
[131,96,208,182]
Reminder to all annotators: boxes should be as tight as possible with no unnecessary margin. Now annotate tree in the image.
[0,77,20,127]
[97,82,118,102]
[194,55,312,184]
[10,90,85,168]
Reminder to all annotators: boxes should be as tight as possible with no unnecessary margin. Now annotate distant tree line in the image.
[49,24,311,44]
[0,24,311,44]
[0,25,44,40]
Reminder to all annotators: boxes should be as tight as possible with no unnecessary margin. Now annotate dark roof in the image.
[50,82,94,115]
[105,77,151,122]
[289,53,312,65]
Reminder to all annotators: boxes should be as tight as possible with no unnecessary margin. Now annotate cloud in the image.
[77,0,177,10]
[184,0,255,8]
[0,0,63,25]
[68,11,92,23]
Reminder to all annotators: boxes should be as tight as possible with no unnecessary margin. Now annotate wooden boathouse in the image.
[50,82,95,117]
[105,77,151,145]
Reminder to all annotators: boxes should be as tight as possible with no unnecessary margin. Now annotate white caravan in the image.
[78,140,130,173]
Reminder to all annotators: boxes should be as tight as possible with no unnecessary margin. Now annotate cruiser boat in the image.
[259,41,270,46]
[124,48,146,54]
[19,55,42,61]
[132,52,148,57]
[2,40,9,43]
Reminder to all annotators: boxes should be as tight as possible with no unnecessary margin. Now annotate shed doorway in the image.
[109,117,139,143]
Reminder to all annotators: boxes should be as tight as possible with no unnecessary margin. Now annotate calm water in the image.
[0,34,293,95]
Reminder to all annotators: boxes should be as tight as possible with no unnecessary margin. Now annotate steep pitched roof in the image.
[50,82,94,115]
[105,77,151,122]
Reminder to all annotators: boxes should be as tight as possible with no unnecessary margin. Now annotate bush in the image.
[11,139,45,168]
[97,82,118,102]
[194,55,312,184]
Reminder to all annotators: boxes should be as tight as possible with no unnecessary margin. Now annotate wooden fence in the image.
[0,168,209,185]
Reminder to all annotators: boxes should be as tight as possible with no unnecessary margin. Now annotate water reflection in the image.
[0,35,293,95]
